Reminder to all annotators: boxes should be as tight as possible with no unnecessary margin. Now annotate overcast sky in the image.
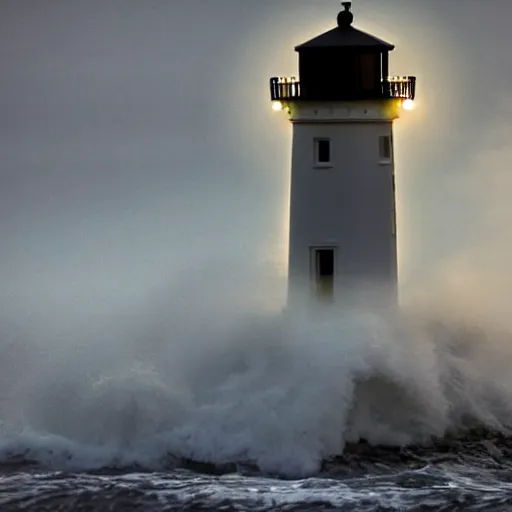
[2,0,512,321]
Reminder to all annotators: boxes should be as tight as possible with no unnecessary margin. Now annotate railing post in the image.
[270,77,278,101]
[409,76,416,100]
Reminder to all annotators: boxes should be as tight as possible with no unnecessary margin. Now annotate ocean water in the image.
[2,286,512,510]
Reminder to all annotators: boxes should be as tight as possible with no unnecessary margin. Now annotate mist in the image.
[3,0,512,316]
[2,0,512,478]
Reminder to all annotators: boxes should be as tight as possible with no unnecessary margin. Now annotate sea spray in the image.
[1,285,512,477]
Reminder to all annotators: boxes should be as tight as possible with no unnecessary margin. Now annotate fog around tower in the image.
[2,0,512,326]
[2,1,512,478]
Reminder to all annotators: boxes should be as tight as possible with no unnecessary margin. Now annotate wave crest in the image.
[1,296,512,477]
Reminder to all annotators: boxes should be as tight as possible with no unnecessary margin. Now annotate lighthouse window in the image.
[379,135,392,163]
[315,139,331,165]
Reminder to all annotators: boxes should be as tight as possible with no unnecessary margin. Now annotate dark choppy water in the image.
[2,432,512,511]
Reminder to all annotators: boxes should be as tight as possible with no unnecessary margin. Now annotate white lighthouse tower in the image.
[270,2,416,309]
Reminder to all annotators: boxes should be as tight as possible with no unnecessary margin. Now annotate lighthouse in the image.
[270,2,416,308]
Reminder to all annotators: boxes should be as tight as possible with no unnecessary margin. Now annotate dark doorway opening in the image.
[313,248,335,300]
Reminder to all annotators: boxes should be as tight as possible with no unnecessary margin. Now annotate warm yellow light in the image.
[402,99,415,111]
[272,101,283,111]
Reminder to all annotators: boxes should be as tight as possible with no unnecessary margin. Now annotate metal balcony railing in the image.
[270,78,302,101]
[269,76,416,102]
[383,76,416,100]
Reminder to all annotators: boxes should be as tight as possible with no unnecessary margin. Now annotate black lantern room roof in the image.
[295,2,394,51]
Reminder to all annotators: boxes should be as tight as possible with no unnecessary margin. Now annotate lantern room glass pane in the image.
[360,53,378,91]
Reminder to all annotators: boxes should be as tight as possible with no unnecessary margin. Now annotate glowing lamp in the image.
[272,101,283,111]
[402,99,415,111]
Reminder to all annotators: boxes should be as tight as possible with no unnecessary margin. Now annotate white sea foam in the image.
[1,272,512,477]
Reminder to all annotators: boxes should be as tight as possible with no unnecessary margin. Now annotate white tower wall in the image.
[286,100,400,308]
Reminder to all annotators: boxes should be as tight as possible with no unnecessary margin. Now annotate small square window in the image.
[379,135,392,163]
[315,139,331,166]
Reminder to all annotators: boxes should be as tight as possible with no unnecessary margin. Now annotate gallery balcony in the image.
[269,76,416,102]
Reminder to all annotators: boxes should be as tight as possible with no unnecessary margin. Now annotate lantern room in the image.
[270,2,416,103]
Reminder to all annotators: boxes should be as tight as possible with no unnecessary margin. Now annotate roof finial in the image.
[338,1,354,29]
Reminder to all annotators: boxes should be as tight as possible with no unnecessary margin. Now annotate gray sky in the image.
[2,0,512,320]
